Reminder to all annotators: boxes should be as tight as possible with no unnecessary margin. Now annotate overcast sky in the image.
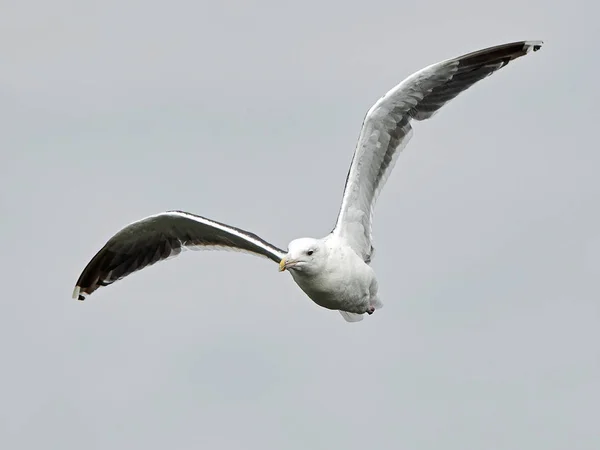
[1,1,598,449]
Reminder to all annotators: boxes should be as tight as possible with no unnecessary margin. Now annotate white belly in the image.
[290,248,377,314]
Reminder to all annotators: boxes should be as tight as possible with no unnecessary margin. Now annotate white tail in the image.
[339,310,364,322]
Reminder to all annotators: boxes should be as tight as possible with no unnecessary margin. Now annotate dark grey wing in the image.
[333,40,543,261]
[72,210,286,300]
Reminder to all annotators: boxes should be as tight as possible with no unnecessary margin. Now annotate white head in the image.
[279,238,326,275]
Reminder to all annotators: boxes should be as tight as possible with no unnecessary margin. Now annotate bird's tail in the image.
[339,311,364,322]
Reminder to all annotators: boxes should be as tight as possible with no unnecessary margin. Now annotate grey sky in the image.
[1,0,598,449]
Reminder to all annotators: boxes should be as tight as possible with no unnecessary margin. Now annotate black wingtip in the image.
[72,286,87,301]
[525,40,543,53]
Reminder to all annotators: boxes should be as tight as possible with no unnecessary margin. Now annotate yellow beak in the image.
[279,257,287,272]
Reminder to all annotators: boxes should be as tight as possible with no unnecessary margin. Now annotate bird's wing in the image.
[72,210,286,300]
[332,40,543,261]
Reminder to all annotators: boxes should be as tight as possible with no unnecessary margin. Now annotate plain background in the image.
[1,1,598,449]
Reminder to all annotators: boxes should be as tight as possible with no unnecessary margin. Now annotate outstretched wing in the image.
[72,210,286,300]
[333,40,543,261]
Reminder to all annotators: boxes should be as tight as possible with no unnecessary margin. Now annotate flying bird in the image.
[72,40,543,322]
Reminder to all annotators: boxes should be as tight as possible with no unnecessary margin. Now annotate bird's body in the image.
[284,235,381,322]
[72,40,543,322]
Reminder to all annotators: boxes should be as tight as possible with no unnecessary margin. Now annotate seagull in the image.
[72,40,543,322]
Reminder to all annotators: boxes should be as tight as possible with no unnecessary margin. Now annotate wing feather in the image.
[333,40,543,260]
[72,210,286,300]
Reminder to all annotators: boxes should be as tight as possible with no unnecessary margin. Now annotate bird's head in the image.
[279,238,325,275]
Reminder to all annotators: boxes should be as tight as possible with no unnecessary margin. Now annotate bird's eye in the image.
[307,250,314,256]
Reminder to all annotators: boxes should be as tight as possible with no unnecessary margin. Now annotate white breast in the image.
[290,239,375,312]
